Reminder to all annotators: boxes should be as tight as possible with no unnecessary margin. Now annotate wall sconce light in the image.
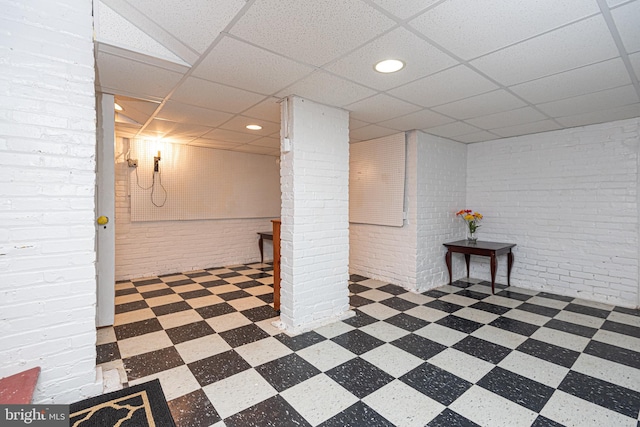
[154,150,161,172]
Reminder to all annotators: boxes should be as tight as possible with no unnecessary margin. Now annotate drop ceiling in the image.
[94,0,640,156]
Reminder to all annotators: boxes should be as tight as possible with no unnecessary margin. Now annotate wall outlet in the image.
[127,159,138,168]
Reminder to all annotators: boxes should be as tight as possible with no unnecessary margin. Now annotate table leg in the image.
[464,254,470,278]
[445,250,452,285]
[259,236,264,264]
[507,250,514,288]
[490,252,497,294]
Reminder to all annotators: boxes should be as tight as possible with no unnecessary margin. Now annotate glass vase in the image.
[467,229,477,243]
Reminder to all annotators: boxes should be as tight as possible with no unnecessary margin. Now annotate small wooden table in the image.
[443,240,516,294]
[257,231,273,263]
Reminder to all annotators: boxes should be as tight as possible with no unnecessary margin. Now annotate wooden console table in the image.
[271,220,281,313]
[443,240,516,294]
[257,231,273,264]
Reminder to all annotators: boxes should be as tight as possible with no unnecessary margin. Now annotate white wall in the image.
[467,118,639,307]
[115,138,276,280]
[0,0,102,403]
[279,97,350,333]
[349,131,468,292]
[349,132,417,289]
[416,131,468,291]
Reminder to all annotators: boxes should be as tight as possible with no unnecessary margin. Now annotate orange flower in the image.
[456,209,483,234]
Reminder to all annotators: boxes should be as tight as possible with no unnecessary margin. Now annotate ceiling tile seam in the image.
[133,0,261,139]
[219,31,323,74]
[400,20,566,129]
[595,0,640,101]
[220,31,468,113]
[223,7,404,72]
[236,98,283,123]
[102,0,199,64]
[313,24,403,70]
[535,82,640,111]
[96,43,190,74]
[375,105,477,132]
[448,12,603,65]
[504,56,629,92]
[220,24,444,104]
[360,0,448,23]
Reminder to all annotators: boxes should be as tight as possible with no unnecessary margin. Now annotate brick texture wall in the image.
[279,97,350,333]
[114,138,276,280]
[349,132,418,289]
[467,118,639,307]
[416,131,468,291]
[0,0,102,403]
[349,131,468,292]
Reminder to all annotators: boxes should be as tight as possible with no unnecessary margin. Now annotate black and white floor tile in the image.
[97,264,640,427]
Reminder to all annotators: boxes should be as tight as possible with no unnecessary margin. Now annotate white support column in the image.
[278,96,352,334]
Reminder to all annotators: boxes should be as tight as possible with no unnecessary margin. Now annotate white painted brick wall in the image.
[114,138,276,280]
[279,97,350,333]
[349,133,418,289]
[416,131,468,291]
[0,0,102,403]
[467,118,639,307]
[349,131,468,292]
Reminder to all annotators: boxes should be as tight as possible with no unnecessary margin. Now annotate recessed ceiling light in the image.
[374,59,405,73]
[246,124,262,130]
[114,103,124,111]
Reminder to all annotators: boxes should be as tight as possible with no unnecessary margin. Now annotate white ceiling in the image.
[94,0,640,156]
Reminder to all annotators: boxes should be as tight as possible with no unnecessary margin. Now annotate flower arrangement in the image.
[456,209,483,242]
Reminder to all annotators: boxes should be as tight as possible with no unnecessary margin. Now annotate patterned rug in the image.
[70,379,175,427]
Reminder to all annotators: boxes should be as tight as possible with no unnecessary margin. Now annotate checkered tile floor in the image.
[97,263,640,427]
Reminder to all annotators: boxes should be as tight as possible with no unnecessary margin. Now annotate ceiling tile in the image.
[465,106,548,129]
[452,131,499,143]
[346,94,422,122]
[276,71,376,107]
[122,0,246,54]
[606,0,629,7]
[96,1,188,65]
[378,109,454,130]
[630,52,640,81]
[219,116,280,136]
[423,121,482,138]
[248,136,280,149]
[156,100,233,127]
[115,112,142,126]
[201,128,262,144]
[143,120,212,139]
[349,124,398,141]
[242,97,282,123]
[349,117,370,130]
[509,58,632,104]
[193,37,315,95]
[188,139,243,150]
[229,0,395,66]
[556,103,640,127]
[470,16,619,86]
[410,0,599,60]
[389,65,498,107]
[115,122,143,138]
[491,119,562,138]
[536,85,639,117]
[610,1,640,54]
[324,28,457,91]
[432,90,526,120]
[232,144,278,155]
[171,77,265,113]
[95,50,186,100]
[367,0,441,19]
[114,95,160,125]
